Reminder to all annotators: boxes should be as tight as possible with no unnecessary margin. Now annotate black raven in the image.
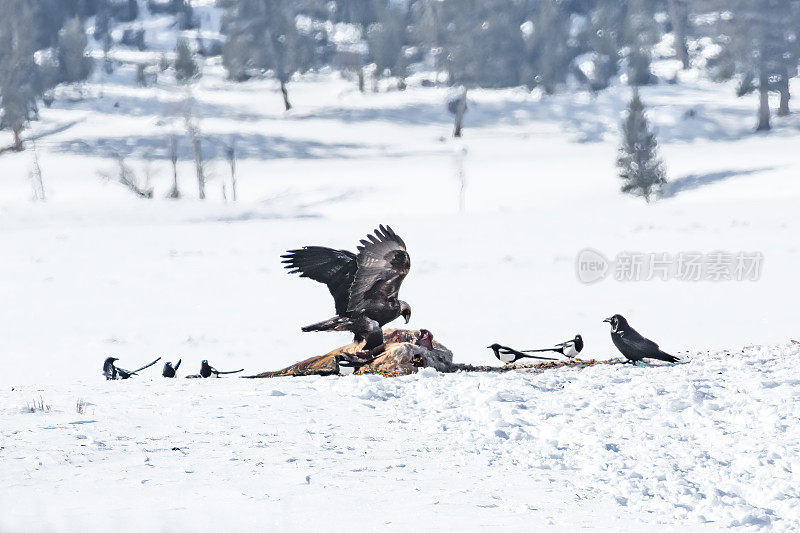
[603,314,679,363]
[282,225,412,350]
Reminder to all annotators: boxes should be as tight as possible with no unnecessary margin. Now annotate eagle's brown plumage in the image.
[281,225,412,349]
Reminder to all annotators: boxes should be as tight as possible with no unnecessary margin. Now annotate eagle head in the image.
[399,301,411,324]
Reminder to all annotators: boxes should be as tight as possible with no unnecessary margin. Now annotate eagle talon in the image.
[337,345,386,368]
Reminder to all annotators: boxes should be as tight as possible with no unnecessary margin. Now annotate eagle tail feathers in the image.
[301,316,351,333]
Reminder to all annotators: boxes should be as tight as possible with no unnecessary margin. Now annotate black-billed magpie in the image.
[199,360,244,378]
[487,343,558,364]
[103,357,161,380]
[521,334,584,359]
[162,359,181,378]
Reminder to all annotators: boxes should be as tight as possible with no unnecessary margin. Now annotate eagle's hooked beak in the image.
[603,317,612,323]
[399,301,411,324]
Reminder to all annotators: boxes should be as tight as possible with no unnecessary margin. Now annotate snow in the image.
[2,5,800,531]
[3,345,799,531]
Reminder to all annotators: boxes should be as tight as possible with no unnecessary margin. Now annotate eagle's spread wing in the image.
[281,246,357,315]
[620,328,660,354]
[347,225,410,314]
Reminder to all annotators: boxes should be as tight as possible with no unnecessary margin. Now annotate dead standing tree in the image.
[182,94,206,199]
[29,141,46,201]
[226,140,237,202]
[205,135,238,202]
[166,134,181,199]
[447,86,468,138]
[453,146,467,213]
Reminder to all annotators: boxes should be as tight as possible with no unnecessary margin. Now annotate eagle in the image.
[281,225,412,350]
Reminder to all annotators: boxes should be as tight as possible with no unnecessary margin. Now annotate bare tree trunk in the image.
[756,70,771,131]
[667,0,689,69]
[167,135,181,199]
[778,89,790,116]
[449,88,468,138]
[184,109,205,199]
[12,128,22,151]
[182,92,205,198]
[226,143,237,202]
[454,148,466,213]
[358,67,365,93]
[778,74,790,117]
[280,80,292,111]
[433,2,441,87]
[192,132,205,199]
[453,111,464,138]
[30,141,45,201]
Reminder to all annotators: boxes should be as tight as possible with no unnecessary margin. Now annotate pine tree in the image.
[124,0,139,22]
[221,0,308,110]
[177,1,197,31]
[699,0,800,130]
[58,17,93,84]
[523,0,571,93]
[436,0,526,88]
[366,4,407,80]
[34,0,102,49]
[666,0,690,69]
[625,0,658,86]
[94,7,111,42]
[583,0,625,91]
[335,0,378,26]
[617,90,667,202]
[0,0,41,151]
[174,38,199,83]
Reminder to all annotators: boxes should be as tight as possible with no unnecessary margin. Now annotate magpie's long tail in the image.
[173,359,181,372]
[301,316,350,333]
[501,346,558,361]
[131,357,161,374]
[520,347,560,354]
[215,369,244,375]
[649,351,680,363]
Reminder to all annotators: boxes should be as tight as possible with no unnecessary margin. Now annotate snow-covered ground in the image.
[2,6,800,530]
[3,344,799,531]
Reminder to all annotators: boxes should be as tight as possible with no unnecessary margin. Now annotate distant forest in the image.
[2,0,799,149]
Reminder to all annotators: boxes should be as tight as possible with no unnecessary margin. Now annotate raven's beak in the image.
[603,317,612,323]
[404,315,410,324]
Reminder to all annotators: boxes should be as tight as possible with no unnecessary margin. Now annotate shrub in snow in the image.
[616,90,666,202]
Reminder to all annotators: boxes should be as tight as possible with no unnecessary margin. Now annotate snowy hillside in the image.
[2,1,800,531]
